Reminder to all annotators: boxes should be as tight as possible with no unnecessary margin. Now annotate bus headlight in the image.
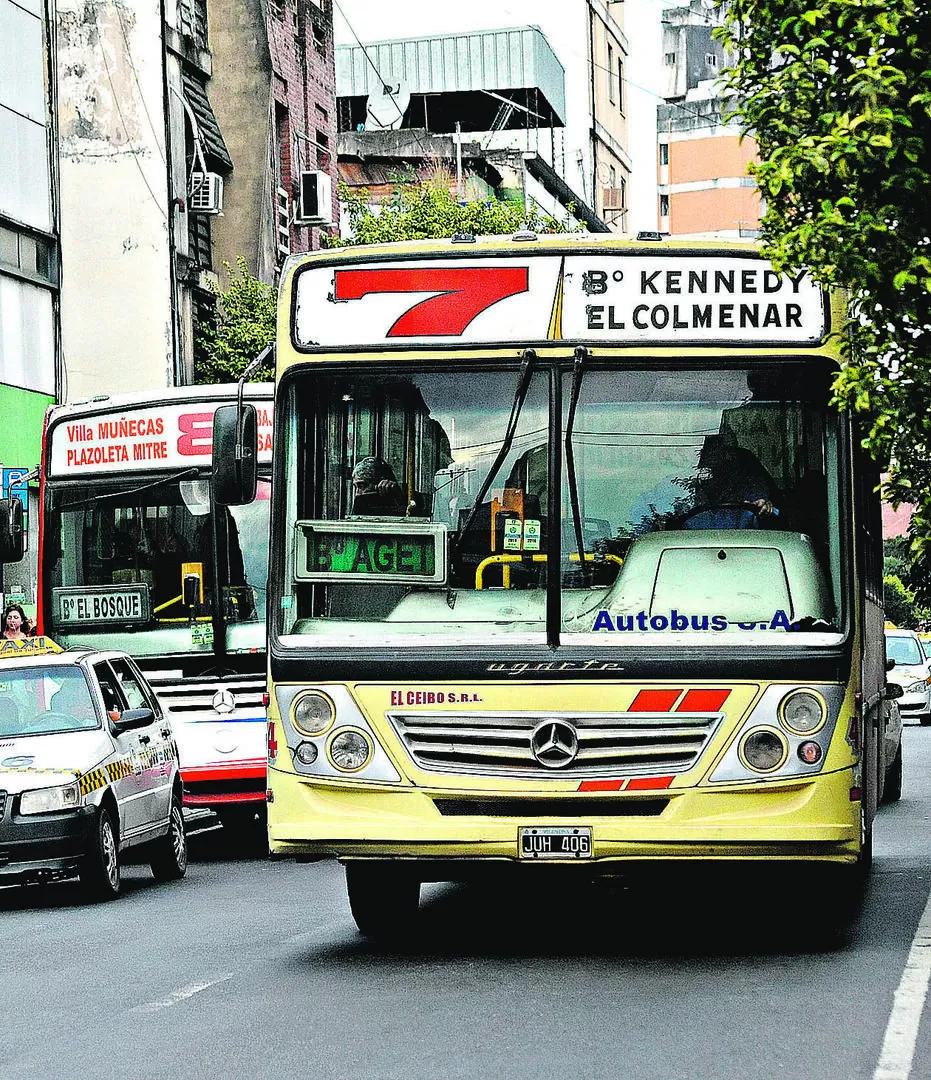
[328,728,372,772]
[20,781,82,815]
[778,689,826,735]
[739,729,787,773]
[293,691,335,736]
[294,741,318,765]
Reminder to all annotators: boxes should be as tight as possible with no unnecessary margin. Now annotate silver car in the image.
[885,629,931,726]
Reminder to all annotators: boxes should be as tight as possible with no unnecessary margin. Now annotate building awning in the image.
[181,70,232,173]
[522,152,609,233]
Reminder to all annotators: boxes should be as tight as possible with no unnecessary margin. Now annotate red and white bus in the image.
[38,384,273,835]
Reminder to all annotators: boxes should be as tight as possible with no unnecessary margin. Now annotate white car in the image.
[0,637,187,898]
[885,629,931,726]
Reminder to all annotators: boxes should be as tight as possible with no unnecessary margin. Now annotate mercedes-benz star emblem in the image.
[530,719,579,768]
[211,689,236,715]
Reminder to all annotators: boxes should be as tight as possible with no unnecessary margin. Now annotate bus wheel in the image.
[216,806,268,854]
[882,746,903,804]
[345,861,420,939]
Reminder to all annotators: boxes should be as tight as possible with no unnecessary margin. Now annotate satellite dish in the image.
[365,79,410,131]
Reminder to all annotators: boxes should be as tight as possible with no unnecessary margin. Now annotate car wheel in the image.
[79,806,121,901]
[883,745,903,803]
[345,861,420,939]
[150,794,188,882]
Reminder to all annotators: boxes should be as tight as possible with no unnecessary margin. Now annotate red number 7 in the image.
[333,267,529,337]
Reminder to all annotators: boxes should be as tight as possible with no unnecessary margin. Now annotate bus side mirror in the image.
[213,403,257,506]
[0,497,24,563]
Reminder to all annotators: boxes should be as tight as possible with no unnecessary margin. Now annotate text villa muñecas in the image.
[592,609,809,632]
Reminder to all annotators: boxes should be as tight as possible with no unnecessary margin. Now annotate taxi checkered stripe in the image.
[78,767,108,796]
[106,758,133,782]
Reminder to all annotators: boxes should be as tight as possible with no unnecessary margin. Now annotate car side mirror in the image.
[886,657,896,672]
[112,706,155,732]
[0,497,24,563]
[213,403,257,506]
[884,682,904,701]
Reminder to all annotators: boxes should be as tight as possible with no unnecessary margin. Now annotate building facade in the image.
[0,0,60,617]
[56,0,337,402]
[208,0,338,286]
[656,0,761,240]
[588,0,631,232]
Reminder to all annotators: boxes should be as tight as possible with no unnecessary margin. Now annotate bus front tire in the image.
[345,861,420,938]
[882,746,903,804]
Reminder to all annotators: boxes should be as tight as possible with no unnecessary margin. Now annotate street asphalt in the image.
[2,726,930,1080]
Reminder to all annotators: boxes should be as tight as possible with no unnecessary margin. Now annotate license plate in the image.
[519,826,592,859]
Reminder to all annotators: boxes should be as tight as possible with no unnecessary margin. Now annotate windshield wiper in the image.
[59,467,201,509]
[565,346,589,586]
[454,349,537,548]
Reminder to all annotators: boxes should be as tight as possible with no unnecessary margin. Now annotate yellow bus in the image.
[213,235,896,936]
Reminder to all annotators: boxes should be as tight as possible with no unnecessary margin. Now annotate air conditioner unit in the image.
[189,171,223,215]
[294,170,332,225]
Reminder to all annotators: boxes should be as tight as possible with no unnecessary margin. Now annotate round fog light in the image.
[328,729,371,772]
[798,740,822,765]
[293,691,335,735]
[740,728,787,772]
[295,741,318,765]
[779,690,826,735]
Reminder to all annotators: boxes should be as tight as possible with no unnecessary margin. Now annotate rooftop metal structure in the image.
[336,25,566,133]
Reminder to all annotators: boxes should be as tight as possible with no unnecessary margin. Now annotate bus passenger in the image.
[351,456,406,515]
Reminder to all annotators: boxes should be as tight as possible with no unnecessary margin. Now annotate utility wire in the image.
[96,19,169,222]
[114,5,167,166]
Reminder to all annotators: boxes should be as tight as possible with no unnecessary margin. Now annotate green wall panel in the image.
[0,384,53,471]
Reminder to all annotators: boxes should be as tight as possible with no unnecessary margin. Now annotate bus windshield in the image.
[278,363,844,647]
[47,476,270,654]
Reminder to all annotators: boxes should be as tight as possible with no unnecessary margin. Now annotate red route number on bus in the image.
[333,267,529,337]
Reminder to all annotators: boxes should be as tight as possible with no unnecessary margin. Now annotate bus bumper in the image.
[268,766,862,866]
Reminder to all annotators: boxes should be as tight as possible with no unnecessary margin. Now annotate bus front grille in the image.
[138,674,266,718]
[387,710,723,778]
[433,797,669,817]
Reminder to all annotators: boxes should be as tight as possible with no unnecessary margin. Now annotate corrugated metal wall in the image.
[336,26,565,123]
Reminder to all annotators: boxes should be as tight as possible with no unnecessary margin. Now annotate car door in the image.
[110,657,172,827]
[91,660,146,837]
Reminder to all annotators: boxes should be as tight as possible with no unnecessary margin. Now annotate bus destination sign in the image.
[54,585,151,626]
[294,521,448,585]
[294,253,828,348]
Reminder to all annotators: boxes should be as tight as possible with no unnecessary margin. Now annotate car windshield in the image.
[0,666,100,736]
[887,635,924,666]
[278,364,844,647]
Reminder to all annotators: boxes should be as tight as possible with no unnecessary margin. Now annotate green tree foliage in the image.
[327,175,575,248]
[717,0,931,592]
[195,257,276,384]
[884,537,930,626]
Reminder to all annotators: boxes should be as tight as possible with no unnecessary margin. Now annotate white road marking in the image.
[874,887,931,1080]
[129,974,233,1014]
